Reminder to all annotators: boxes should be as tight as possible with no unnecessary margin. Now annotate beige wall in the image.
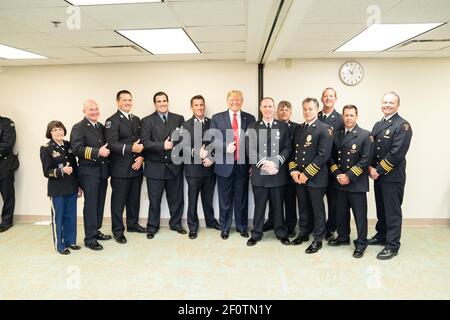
[0,58,449,220]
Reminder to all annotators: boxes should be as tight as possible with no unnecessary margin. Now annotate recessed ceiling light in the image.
[116,28,200,54]
[0,44,47,59]
[66,0,161,5]
[335,23,445,52]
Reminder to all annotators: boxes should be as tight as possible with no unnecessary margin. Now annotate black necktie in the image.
[305,123,309,128]
[345,130,350,136]
[162,115,167,123]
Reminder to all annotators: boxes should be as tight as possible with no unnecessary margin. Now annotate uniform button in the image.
[378,139,381,142]
[302,158,305,161]
[296,144,299,147]
[302,165,305,168]
[347,152,350,155]
[377,155,380,158]
[295,157,297,161]
[338,158,341,161]
[347,159,350,162]
[264,150,267,153]
[377,147,380,150]
[347,166,350,169]
[264,144,266,146]
[303,151,305,154]
[338,151,341,154]
[295,151,298,153]
[273,143,276,146]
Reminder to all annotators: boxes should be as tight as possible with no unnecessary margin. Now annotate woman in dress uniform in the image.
[40,121,82,255]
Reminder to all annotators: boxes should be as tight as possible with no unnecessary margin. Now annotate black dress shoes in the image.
[127,225,147,233]
[247,238,258,246]
[97,231,112,241]
[287,230,296,238]
[189,232,197,239]
[68,244,81,250]
[86,242,103,251]
[368,237,386,246]
[221,232,229,240]
[59,248,70,255]
[325,232,336,241]
[305,241,322,254]
[114,234,127,244]
[353,248,365,258]
[239,231,249,238]
[0,224,12,233]
[377,248,398,260]
[146,232,155,240]
[291,235,309,245]
[176,228,187,235]
[328,239,351,246]
[279,237,290,246]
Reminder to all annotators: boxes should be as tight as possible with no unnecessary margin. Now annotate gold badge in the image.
[352,144,356,150]
[385,129,390,135]
[306,135,312,142]
[369,135,374,142]
[52,150,61,158]
[328,128,333,136]
[403,123,410,131]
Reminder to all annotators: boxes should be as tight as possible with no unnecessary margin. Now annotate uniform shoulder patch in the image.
[105,120,112,129]
[402,123,410,131]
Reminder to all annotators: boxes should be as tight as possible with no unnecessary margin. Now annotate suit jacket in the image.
[318,109,343,132]
[246,120,292,187]
[329,124,373,193]
[370,113,412,182]
[140,111,185,179]
[40,139,79,197]
[0,116,19,175]
[288,119,333,188]
[70,117,109,179]
[210,109,256,178]
[182,116,214,178]
[104,110,142,178]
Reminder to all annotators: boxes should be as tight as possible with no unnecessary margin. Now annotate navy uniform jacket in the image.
[140,111,185,179]
[246,120,292,187]
[329,124,373,193]
[40,140,78,197]
[0,116,19,175]
[288,120,333,188]
[70,117,109,179]
[318,109,343,132]
[210,110,256,178]
[105,110,142,178]
[370,113,412,182]
[181,116,214,178]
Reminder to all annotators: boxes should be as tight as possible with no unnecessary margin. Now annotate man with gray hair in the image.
[368,91,412,260]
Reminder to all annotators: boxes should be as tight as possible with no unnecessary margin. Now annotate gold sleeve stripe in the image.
[330,164,339,173]
[85,147,93,160]
[305,167,316,176]
[384,159,394,168]
[306,165,318,176]
[288,162,297,170]
[350,167,362,176]
[380,160,392,172]
[312,163,320,170]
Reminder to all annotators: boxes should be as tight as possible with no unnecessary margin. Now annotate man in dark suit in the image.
[246,97,291,246]
[70,99,111,251]
[0,115,19,233]
[263,100,299,237]
[318,87,344,241]
[368,92,412,260]
[140,91,185,239]
[105,90,146,244]
[328,105,373,258]
[210,90,256,240]
[182,95,220,239]
[288,97,333,254]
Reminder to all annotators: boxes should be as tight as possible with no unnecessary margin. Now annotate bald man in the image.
[70,99,111,251]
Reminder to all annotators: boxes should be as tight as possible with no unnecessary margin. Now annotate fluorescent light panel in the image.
[117,28,200,54]
[335,23,444,52]
[0,44,47,59]
[66,0,161,5]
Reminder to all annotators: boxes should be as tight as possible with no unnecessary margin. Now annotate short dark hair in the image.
[153,91,169,103]
[260,97,274,105]
[116,90,132,101]
[190,95,205,106]
[277,100,292,110]
[342,104,358,115]
[302,97,319,109]
[45,120,67,139]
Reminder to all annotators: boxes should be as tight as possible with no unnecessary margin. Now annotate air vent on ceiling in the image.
[392,39,450,51]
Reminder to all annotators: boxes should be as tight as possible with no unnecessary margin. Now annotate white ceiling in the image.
[0,0,449,66]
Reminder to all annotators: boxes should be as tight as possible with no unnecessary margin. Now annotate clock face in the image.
[339,61,364,86]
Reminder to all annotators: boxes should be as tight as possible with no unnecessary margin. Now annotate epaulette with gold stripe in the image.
[85,147,93,160]
[350,166,363,176]
[380,159,394,173]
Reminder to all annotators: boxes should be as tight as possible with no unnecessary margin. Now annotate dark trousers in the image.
[186,175,218,233]
[335,189,368,249]
[79,173,107,245]
[216,165,249,233]
[146,173,184,234]
[296,185,326,241]
[252,185,288,240]
[51,192,77,252]
[325,183,338,233]
[374,179,405,251]
[110,175,143,236]
[0,172,15,226]
[265,183,297,232]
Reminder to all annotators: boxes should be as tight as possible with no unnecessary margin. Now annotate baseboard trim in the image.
[11,216,450,226]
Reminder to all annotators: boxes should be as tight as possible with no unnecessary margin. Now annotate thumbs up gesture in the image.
[132,139,144,153]
[99,143,110,157]
[164,137,174,150]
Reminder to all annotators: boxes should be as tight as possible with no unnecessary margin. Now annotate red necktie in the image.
[232,112,239,160]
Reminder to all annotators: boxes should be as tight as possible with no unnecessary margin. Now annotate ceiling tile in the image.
[197,41,245,53]
[187,25,246,42]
